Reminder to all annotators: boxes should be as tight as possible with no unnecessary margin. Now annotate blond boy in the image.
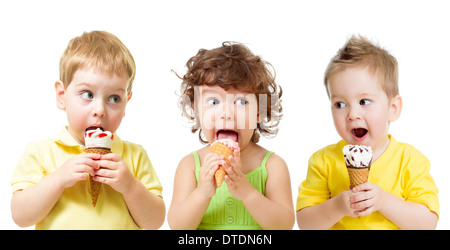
[11,31,165,229]
[296,35,439,229]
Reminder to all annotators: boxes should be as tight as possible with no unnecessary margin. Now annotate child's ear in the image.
[388,95,402,122]
[256,112,263,123]
[122,91,132,118]
[191,99,199,120]
[127,91,132,102]
[55,80,66,110]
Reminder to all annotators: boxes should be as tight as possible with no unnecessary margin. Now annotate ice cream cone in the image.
[209,140,235,187]
[214,166,226,187]
[85,147,110,207]
[85,147,111,155]
[343,145,372,189]
[347,167,370,189]
[84,127,114,207]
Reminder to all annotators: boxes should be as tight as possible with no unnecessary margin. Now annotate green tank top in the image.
[193,151,272,230]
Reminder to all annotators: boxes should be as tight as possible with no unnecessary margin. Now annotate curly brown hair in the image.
[177,42,283,144]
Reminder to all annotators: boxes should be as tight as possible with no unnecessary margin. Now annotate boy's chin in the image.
[345,135,370,146]
[351,135,368,144]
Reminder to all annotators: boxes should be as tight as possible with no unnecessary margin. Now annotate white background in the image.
[1,0,449,230]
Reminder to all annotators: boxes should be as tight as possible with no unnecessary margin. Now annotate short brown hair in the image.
[177,42,283,143]
[324,35,399,98]
[59,30,136,93]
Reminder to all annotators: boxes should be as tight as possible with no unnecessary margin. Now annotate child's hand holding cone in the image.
[84,126,114,207]
[209,139,239,187]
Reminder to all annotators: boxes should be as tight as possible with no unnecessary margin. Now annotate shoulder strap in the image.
[191,151,201,182]
[261,151,273,167]
[192,151,200,165]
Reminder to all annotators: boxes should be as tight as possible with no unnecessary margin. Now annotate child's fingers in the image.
[224,175,234,186]
[199,161,221,181]
[73,154,101,172]
[75,159,98,174]
[83,166,96,177]
[204,157,225,170]
[92,175,110,184]
[352,182,373,192]
[227,150,241,176]
[205,152,224,162]
[354,205,375,217]
[350,189,372,203]
[75,172,89,181]
[208,165,220,177]
[229,150,241,166]
[88,158,101,169]
[94,168,114,178]
[96,159,117,170]
[84,153,102,160]
[224,164,237,180]
[99,153,120,161]
[351,196,373,210]
[73,163,93,176]
[228,155,236,167]
[203,154,224,167]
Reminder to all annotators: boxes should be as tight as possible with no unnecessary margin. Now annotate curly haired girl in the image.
[168,42,294,229]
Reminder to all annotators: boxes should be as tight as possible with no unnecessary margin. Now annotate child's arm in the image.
[226,152,295,229]
[11,153,100,227]
[296,189,355,229]
[118,180,165,229]
[94,153,165,229]
[351,183,438,229]
[167,153,224,229]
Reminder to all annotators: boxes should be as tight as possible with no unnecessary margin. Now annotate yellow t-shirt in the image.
[296,135,439,230]
[11,127,163,230]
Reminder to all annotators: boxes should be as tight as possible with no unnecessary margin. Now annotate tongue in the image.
[217,131,238,142]
[353,128,368,138]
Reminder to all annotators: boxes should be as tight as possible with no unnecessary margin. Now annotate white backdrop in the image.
[1,0,449,230]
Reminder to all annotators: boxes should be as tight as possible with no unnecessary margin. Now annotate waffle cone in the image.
[85,147,111,207]
[214,166,226,187]
[209,142,234,187]
[347,167,370,189]
[85,147,111,155]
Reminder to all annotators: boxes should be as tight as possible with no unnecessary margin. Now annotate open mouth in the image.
[352,128,368,139]
[85,125,104,132]
[216,130,238,142]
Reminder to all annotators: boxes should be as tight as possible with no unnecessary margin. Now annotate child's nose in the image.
[92,100,106,117]
[220,103,233,121]
[347,106,361,121]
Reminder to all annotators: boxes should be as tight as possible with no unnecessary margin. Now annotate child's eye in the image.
[235,98,248,106]
[360,99,372,106]
[207,98,219,106]
[108,95,121,104]
[81,91,94,100]
[334,102,347,109]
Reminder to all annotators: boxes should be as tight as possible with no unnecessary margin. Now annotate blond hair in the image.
[59,30,136,93]
[324,35,399,98]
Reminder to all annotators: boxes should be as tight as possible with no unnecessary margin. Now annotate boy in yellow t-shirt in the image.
[11,31,165,229]
[296,35,439,230]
